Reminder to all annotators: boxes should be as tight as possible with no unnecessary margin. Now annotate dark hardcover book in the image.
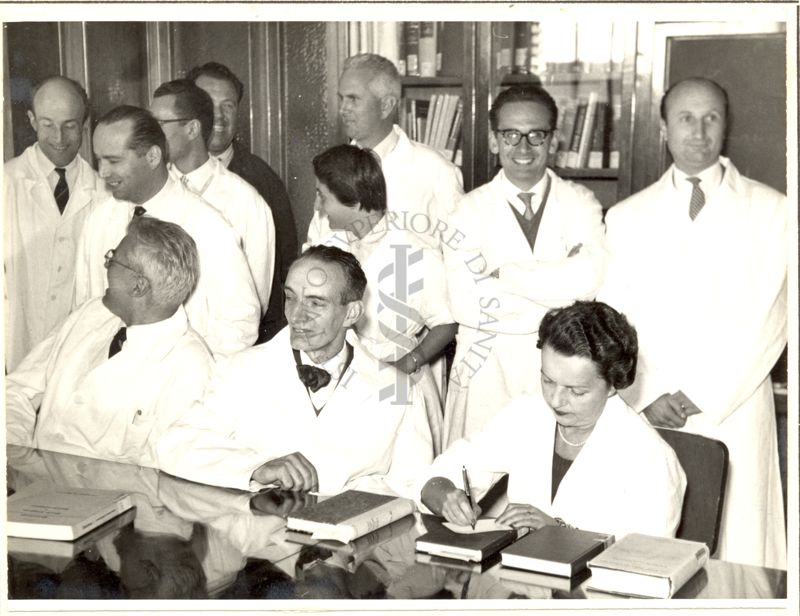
[416,551,501,573]
[419,22,437,77]
[499,563,592,593]
[405,22,421,76]
[415,514,525,563]
[566,100,588,168]
[500,525,613,577]
[286,490,414,544]
[588,101,611,169]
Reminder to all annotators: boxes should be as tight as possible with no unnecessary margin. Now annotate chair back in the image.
[657,427,729,555]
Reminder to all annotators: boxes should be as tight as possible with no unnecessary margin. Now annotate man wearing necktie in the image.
[158,245,434,497]
[73,105,260,357]
[4,76,106,371]
[443,85,606,447]
[149,79,276,318]
[6,217,213,468]
[599,77,788,569]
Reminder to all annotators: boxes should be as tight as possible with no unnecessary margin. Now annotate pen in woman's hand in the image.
[462,465,476,529]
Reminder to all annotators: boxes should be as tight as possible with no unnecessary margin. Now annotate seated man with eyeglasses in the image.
[442,84,606,447]
[6,216,214,468]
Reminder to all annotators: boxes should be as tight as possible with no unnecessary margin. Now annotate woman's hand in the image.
[497,503,558,530]
[421,477,481,526]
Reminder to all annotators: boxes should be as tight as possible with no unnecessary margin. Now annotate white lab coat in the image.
[157,327,434,497]
[170,157,276,314]
[5,298,213,468]
[73,176,260,357]
[305,125,464,251]
[598,158,787,568]
[419,394,686,540]
[4,144,106,371]
[442,169,606,447]
[328,218,455,455]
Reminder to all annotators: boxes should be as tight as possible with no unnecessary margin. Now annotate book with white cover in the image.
[7,481,134,541]
[587,533,709,598]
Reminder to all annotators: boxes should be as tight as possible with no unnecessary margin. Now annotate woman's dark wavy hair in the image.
[536,300,638,390]
[312,144,386,214]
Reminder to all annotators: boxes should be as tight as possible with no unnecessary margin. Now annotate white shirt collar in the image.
[170,157,216,197]
[671,160,724,197]
[498,168,549,215]
[299,341,350,382]
[33,143,79,190]
[215,143,235,168]
[111,305,189,360]
[354,126,399,162]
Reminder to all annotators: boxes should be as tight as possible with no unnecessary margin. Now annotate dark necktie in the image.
[54,167,69,215]
[687,177,705,220]
[518,192,535,221]
[133,205,147,218]
[108,326,127,358]
[296,364,331,392]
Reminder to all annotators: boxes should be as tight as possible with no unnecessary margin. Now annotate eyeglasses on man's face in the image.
[104,249,145,278]
[496,128,553,147]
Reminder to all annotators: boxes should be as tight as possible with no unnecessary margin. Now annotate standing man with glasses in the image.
[74,105,260,357]
[149,79,275,317]
[442,85,606,447]
[6,217,213,468]
[4,76,107,372]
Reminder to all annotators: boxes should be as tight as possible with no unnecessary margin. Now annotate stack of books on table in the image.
[415,516,527,563]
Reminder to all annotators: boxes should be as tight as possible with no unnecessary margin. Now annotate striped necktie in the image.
[54,167,69,214]
[687,177,705,221]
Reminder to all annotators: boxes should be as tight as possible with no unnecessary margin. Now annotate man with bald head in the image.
[4,76,106,371]
[599,77,788,569]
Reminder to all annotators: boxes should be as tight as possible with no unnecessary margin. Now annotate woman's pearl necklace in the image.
[557,424,591,447]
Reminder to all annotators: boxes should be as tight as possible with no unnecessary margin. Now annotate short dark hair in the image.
[97,106,167,159]
[295,245,367,304]
[186,61,244,103]
[153,79,214,145]
[537,300,638,390]
[312,144,386,215]
[31,75,91,123]
[660,77,729,121]
[490,85,559,132]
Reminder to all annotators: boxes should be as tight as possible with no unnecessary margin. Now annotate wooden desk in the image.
[6,446,788,601]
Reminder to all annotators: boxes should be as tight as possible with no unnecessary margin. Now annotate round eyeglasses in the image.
[496,128,553,147]
[104,249,146,278]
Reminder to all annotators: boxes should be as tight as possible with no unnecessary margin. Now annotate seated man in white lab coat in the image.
[6,217,214,468]
[157,245,434,496]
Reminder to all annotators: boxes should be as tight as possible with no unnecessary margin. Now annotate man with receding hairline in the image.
[74,105,260,357]
[4,75,106,371]
[599,77,788,569]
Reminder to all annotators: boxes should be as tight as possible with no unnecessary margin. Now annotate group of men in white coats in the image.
[4,59,787,572]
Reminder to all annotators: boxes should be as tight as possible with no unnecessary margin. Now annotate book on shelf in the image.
[586,533,710,598]
[608,93,622,168]
[396,25,407,76]
[443,97,464,162]
[512,21,532,75]
[500,525,614,578]
[419,22,437,77]
[286,489,415,544]
[7,481,134,541]
[553,97,577,167]
[566,99,588,168]
[436,22,444,74]
[498,564,592,593]
[494,22,514,76]
[415,515,527,563]
[404,22,420,77]
[8,507,136,559]
[576,91,599,168]
[588,101,611,169]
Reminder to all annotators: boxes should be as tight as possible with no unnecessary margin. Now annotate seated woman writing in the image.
[309,144,458,454]
[420,300,686,538]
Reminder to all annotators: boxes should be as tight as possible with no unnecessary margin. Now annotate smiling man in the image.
[157,245,433,497]
[442,85,606,447]
[4,76,106,371]
[73,105,260,357]
[599,77,788,569]
[6,216,213,467]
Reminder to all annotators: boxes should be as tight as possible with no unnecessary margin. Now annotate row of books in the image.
[495,21,627,79]
[347,22,459,78]
[399,93,464,165]
[552,93,621,170]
